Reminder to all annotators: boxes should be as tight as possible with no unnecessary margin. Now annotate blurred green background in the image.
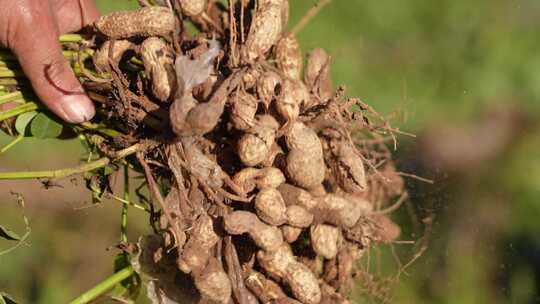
[2,0,540,303]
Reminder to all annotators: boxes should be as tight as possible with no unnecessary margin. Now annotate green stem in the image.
[0,143,141,180]
[0,79,23,85]
[60,34,83,43]
[110,194,149,212]
[0,91,23,105]
[0,102,38,121]
[0,135,24,154]
[78,122,124,138]
[121,166,129,242]
[69,266,135,304]
[0,69,23,78]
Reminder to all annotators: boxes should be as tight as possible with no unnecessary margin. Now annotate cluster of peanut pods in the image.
[87,1,404,303]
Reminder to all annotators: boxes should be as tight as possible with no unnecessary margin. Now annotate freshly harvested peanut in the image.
[257,71,281,110]
[171,40,224,135]
[242,0,285,61]
[194,258,232,304]
[258,244,321,304]
[285,149,326,190]
[256,167,286,189]
[94,7,175,39]
[305,49,329,85]
[282,225,302,243]
[233,167,285,194]
[278,183,319,210]
[286,205,313,228]
[223,211,283,251]
[233,168,261,193]
[140,37,175,102]
[178,215,219,273]
[277,79,311,122]
[285,122,324,156]
[238,115,279,166]
[340,193,372,215]
[275,79,299,122]
[180,137,225,189]
[230,90,258,131]
[255,188,288,226]
[173,71,238,137]
[93,40,134,72]
[310,224,341,259]
[279,184,363,228]
[304,48,333,102]
[327,141,367,194]
[178,0,207,16]
[238,134,271,167]
[276,34,302,80]
[283,121,326,189]
[315,194,361,228]
[245,271,287,303]
[262,142,285,167]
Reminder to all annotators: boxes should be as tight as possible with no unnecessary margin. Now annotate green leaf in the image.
[0,225,20,241]
[30,112,63,139]
[14,111,37,136]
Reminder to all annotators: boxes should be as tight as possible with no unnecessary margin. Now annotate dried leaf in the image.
[175,40,221,94]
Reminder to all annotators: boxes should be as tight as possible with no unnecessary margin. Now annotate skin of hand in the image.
[0,0,99,123]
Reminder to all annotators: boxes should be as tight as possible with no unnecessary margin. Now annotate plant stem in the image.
[0,143,142,180]
[110,194,149,212]
[78,122,124,138]
[0,135,24,154]
[69,266,135,304]
[0,79,23,85]
[60,34,83,43]
[0,69,23,78]
[121,166,129,243]
[0,91,23,105]
[0,102,38,121]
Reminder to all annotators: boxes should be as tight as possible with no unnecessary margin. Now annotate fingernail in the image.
[59,95,95,123]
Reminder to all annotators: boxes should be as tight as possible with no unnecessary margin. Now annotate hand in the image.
[0,0,99,123]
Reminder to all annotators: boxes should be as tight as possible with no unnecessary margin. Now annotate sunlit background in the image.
[1,0,540,303]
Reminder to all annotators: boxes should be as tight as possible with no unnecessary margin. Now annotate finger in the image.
[53,0,100,34]
[11,1,95,123]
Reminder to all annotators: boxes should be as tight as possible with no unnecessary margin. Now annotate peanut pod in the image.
[257,244,322,304]
[140,37,175,102]
[223,211,284,251]
[95,7,175,39]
